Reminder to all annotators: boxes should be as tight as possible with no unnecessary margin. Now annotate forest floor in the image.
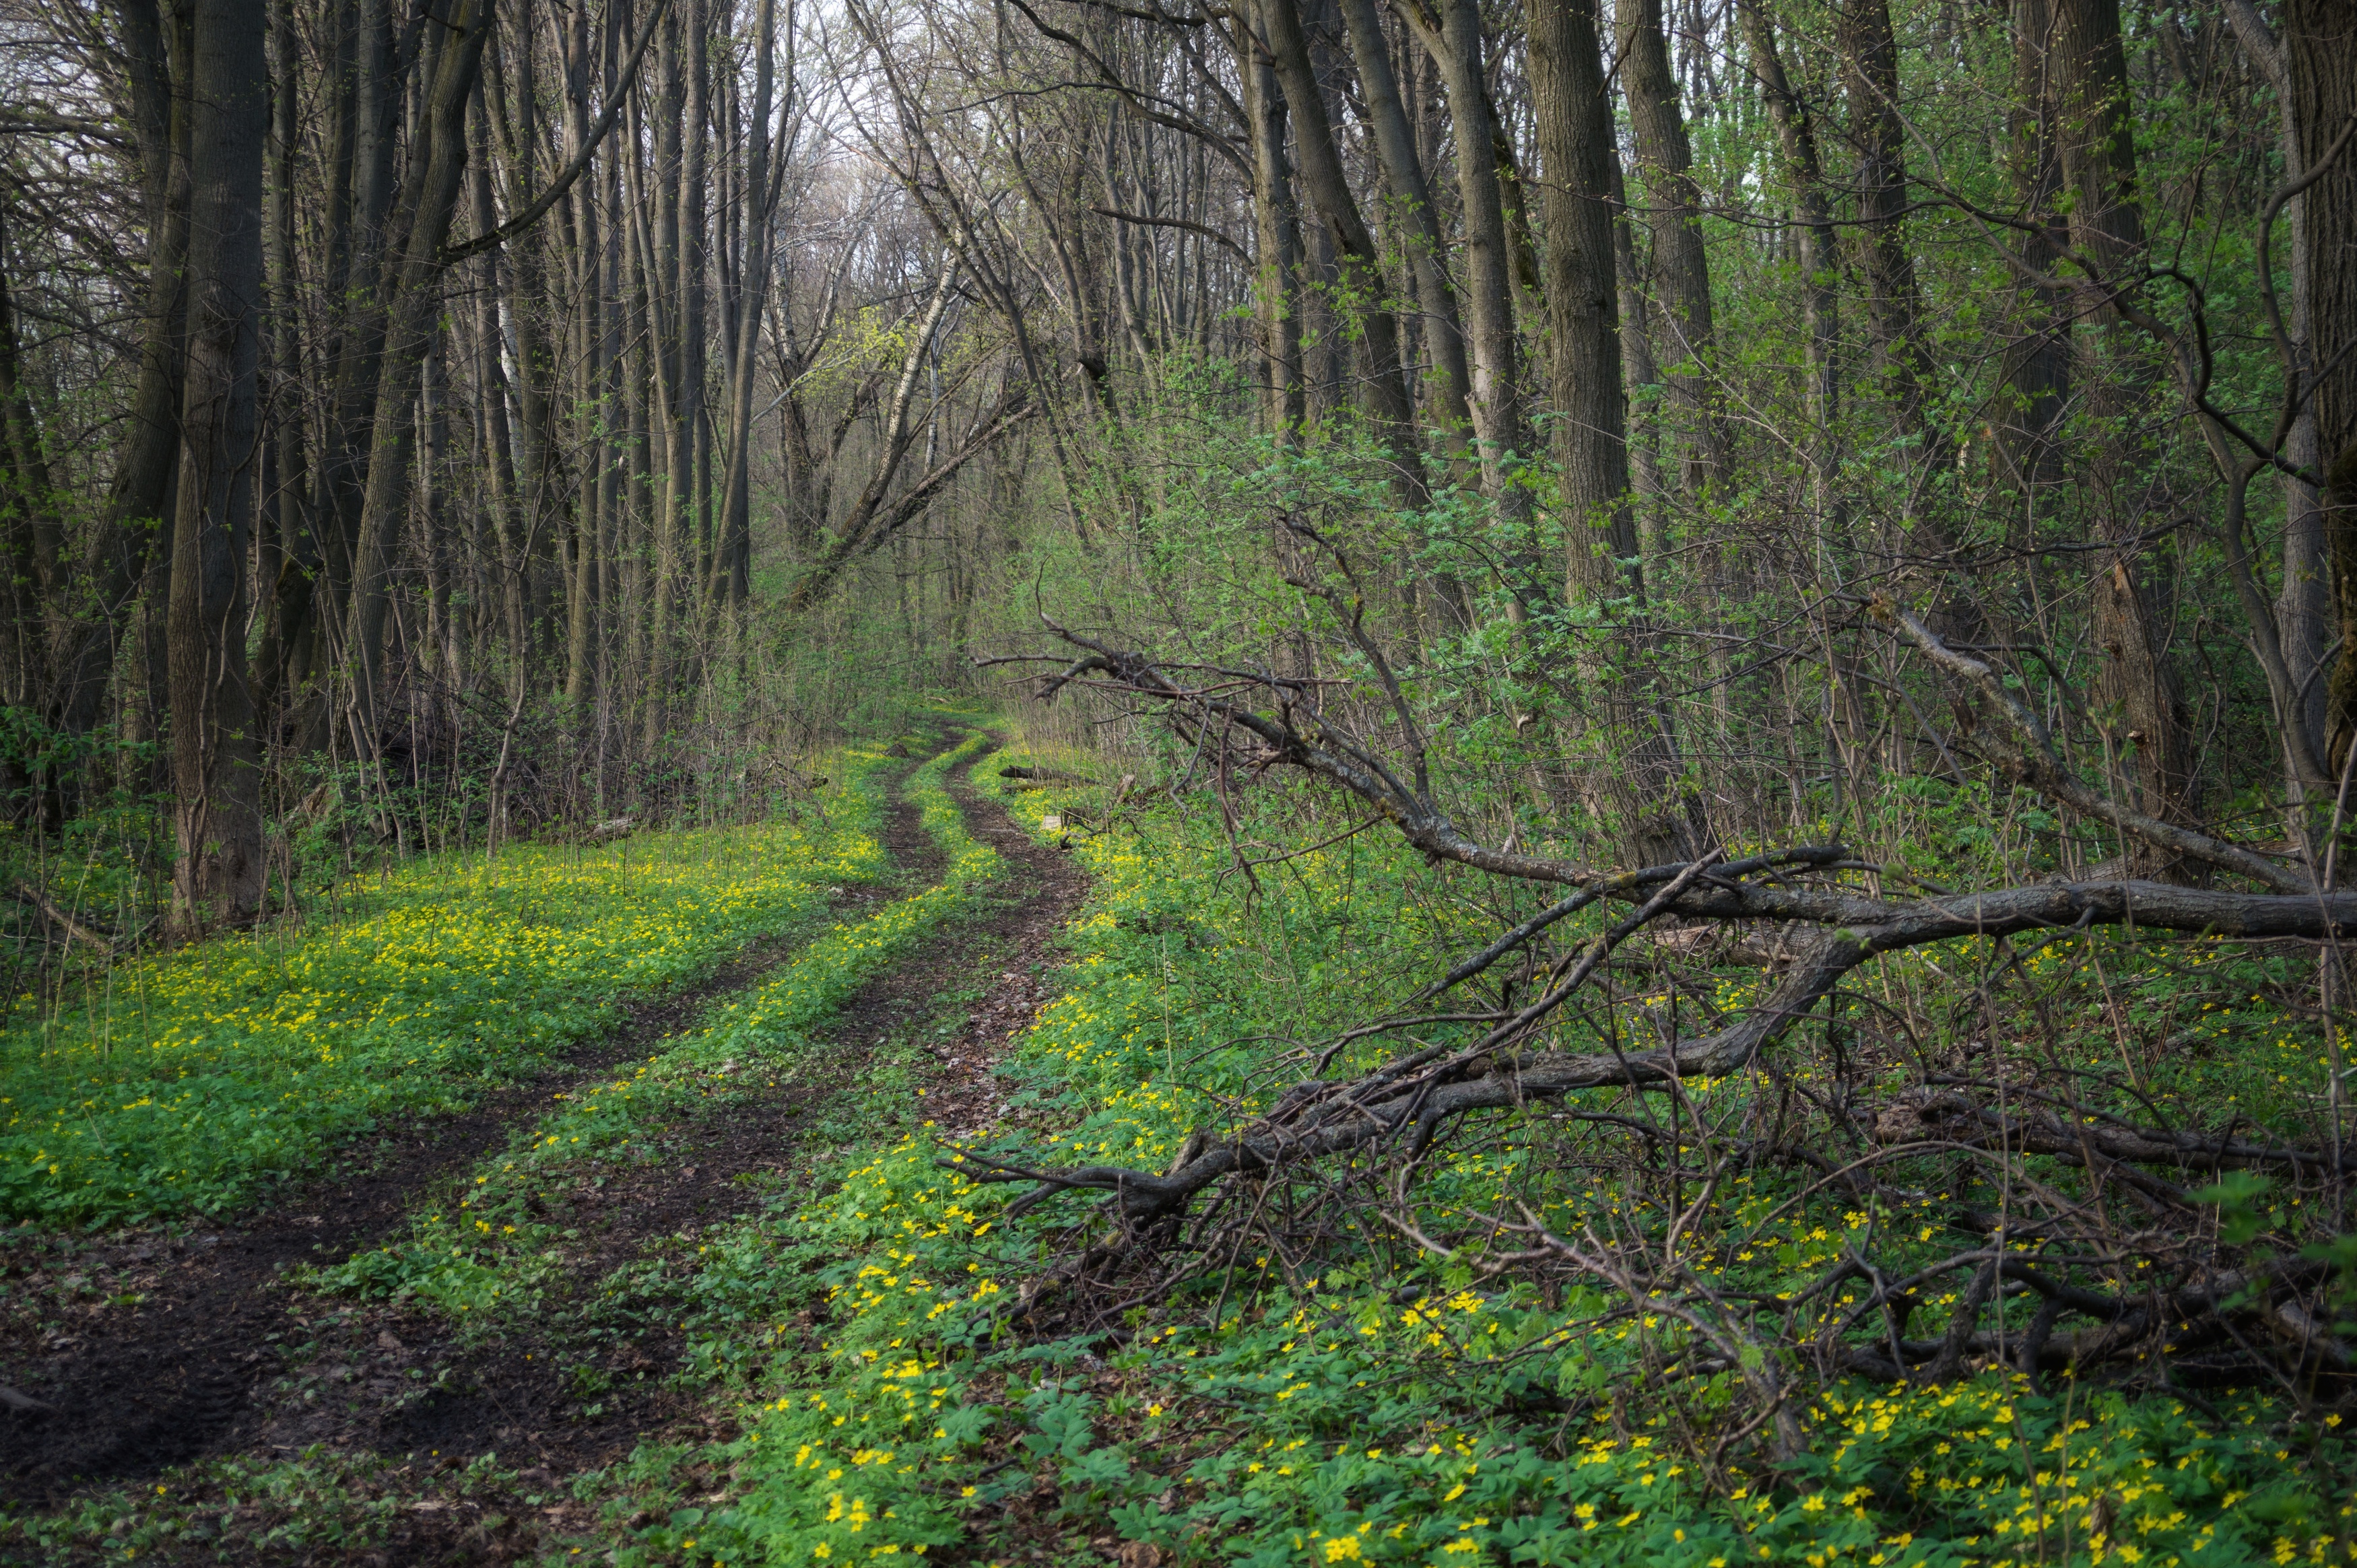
[6,735,2348,1567]
[0,739,1086,1563]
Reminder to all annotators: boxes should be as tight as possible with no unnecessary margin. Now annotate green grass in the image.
[0,757,894,1229]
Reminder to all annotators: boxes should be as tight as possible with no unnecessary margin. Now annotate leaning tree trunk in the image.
[1233,10,1306,438]
[166,0,269,937]
[340,0,497,759]
[1333,0,1472,448]
[1255,0,1424,506]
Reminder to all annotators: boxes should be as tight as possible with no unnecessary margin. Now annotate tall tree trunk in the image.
[1999,0,2071,509]
[0,209,63,821]
[270,0,405,738]
[339,0,498,756]
[48,0,193,755]
[2289,0,2357,777]
[168,0,269,936]
[1617,0,1725,494]
[641,0,687,753]
[1608,152,1667,561]
[1399,0,1533,534]
[260,0,311,706]
[1234,11,1305,438]
[1841,0,1933,444]
[715,0,778,624]
[1255,0,1423,505]
[1529,0,1702,863]
[2049,0,2198,864]
[1737,0,1839,525]
[1334,0,1471,442]
[679,0,710,648]
[1525,0,1634,594]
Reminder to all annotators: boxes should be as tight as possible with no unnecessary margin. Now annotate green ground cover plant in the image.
[0,757,892,1229]
[567,737,2354,1568]
[302,726,1005,1320]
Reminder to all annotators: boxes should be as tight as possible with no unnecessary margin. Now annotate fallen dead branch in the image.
[961,534,2357,1456]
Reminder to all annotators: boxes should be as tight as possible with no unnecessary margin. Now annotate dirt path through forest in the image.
[0,743,1084,1535]
[0,793,915,1503]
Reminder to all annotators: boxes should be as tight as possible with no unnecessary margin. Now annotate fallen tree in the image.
[960,528,2356,1429]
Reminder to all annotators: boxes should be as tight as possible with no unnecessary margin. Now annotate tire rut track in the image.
[0,772,923,1504]
[0,741,1090,1568]
[271,749,1085,1502]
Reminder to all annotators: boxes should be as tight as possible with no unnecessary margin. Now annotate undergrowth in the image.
[0,759,890,1228]
[572,739,2355,1567]
[9,726,2353,1568]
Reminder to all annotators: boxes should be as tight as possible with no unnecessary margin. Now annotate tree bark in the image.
[2290,0,2357,776]
[1256,0,1424,505]
[2224,3,2330,771]
[2049,0,2198,864]
[1617,0,1724,494]
[47,0,193,758]
[1737,0,1838,522]
[1397,0,1533,536]
[168,0,269,936]
[715,0,777,625]
[1334,0,1471,444]
[1998,0,2071,507]
[340,0,498,757]
[1525,0,1634,594]
[1234,9,1306,438]
[1840,0,1932,442]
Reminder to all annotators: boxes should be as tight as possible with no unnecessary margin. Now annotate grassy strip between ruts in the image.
[567,741,2353,1568]
[299,726,1003,1322]
[0,758,898,1231]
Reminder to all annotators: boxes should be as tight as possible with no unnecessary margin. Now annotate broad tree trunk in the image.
[168,0,269,936]
[1840,0,1933,442]
[1529,0,1702,864]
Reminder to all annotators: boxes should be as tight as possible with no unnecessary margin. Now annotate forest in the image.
[0,0,2353,1559]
